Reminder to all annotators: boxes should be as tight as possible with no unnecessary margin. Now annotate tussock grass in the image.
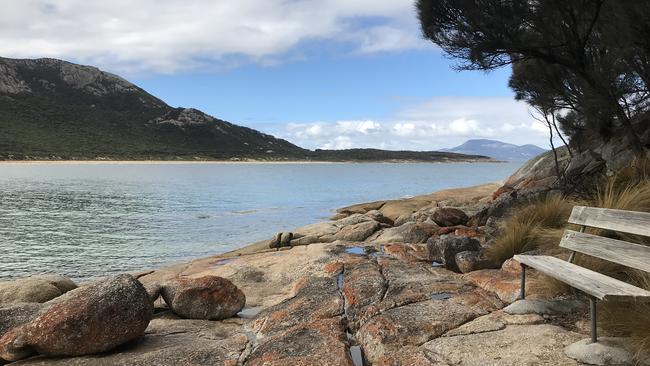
[493,158,650,359]
[486,218,541,266]
[486,195,575,266]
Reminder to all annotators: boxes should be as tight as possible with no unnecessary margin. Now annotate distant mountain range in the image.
[0,57,493,163]
[442,139,547,161]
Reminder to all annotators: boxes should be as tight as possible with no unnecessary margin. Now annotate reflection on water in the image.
[0,162,521,281]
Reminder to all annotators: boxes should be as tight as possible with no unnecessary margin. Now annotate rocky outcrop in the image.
[160,276,245,320]
[423,324,582,365]
[368,222,438,244]
[246,318,354,366]
[333,220,381,242]
[427,235,481,272]
[0,274,152,362]
[0,275,77,304]
[432,207,469,227]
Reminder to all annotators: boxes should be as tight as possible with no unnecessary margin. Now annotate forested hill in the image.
[0,57,493,162]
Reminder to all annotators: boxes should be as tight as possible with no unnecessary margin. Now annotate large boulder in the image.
[455,250,494,274]
[0,303,45,337]
[333,220,380,242]
[0,274,152,362]
[368,222,439,244]
[379,199,431,222]
[432,207,469,227]
[0,275,77,304]
[160,275,245,320]
[427,235,481,272]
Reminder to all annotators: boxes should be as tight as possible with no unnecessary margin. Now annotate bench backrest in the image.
[568,206,650,237]
[560,206,650,273]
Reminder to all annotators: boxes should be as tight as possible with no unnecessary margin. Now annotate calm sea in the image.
[0,162,521,281]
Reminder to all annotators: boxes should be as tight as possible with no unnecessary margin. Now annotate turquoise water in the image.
[0,162,521,281]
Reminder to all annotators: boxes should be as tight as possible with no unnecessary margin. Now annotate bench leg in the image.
[519,264,527,300]
[589,296,598,343]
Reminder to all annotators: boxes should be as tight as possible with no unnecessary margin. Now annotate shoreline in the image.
[0,159,505,165]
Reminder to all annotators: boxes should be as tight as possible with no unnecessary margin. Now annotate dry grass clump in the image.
[486,195,575,266]
[600,270,650,361]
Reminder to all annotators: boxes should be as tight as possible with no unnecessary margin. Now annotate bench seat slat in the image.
[513,255,650,302]
[561,230,650,272]
[569,206,650,237]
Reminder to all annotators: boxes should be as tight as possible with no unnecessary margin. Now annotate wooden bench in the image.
[514,206,650,343]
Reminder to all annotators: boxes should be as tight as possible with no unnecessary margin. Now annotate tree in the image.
[417,0,649,155]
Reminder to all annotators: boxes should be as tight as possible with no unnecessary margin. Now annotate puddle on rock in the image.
[237,306,264,319]
[209,258,234,268]
[337,273,344,290]
[344,246,365,255]
[350,345,364,366]
[431,261,443,268]
[431,292,453,300]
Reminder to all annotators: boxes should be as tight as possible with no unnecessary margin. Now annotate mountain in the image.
[0,57,493,162]
[0,57,309,160]
[442,139,547,162]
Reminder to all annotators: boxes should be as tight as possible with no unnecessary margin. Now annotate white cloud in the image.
[271,96,559,150]
[0,0,425,73]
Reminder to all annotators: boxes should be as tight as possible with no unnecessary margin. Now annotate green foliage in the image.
[417,0,650,152]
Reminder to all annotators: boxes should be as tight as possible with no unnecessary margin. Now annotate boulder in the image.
[455,250,494,273]
[410,205,438,223]
[565,337,635,366]
[0,275,77,304]
[333,221,380,242]
[369,222,439,244]
[279,232,293,247]
[334,200,386,218]
[432,207,469,227]
[140,281,162,303]
[0,274,152,362]
[365,210,394,226]
[378,199,431,222]
[427,235,481,272]
[393,213,413,226]
[160,276,245,320]
[268,232,282,249]
[504,299,584,316]
[0,303,45,337]
[6,315,249,365]
[290,235,320,246]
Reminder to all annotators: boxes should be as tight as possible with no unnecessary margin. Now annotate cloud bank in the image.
[1,0,425,73]
[271,97,553,150]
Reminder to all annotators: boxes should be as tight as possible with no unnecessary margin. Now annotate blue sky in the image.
[2,0,550,150]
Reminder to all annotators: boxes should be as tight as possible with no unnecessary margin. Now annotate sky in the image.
[0,0,552,150]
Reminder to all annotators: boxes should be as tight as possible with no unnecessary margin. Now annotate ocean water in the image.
[0,162,521,281]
